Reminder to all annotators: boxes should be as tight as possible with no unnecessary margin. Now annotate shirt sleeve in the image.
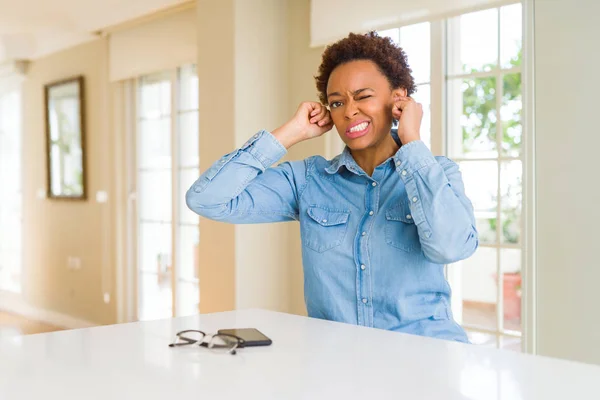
[394,140,479,264]
[185,130,307,224]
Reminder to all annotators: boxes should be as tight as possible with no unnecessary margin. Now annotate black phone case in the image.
[217,328,272,348]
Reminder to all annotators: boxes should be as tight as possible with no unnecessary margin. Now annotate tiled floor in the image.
[0,311,63,338]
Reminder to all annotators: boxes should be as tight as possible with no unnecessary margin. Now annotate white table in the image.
[1,309,599,399]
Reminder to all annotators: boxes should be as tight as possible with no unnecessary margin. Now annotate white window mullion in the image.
[495,8,504,346]
[522,0,536,356]
[430,20,445,156]
[170,69,179,317]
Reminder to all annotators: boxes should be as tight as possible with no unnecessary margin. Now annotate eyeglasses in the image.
[168,330,245,355]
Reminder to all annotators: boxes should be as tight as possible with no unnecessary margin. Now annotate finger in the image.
[392,101,406,119]
[310,107,328,124]
[309,103,324,118]
[317,114,332,127]
[394,99,414,113]
[323,121,334,130]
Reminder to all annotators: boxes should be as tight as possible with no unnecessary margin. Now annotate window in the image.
[379,2,524,351]
[446,3,523,351]
[0,87,22,293]
[136,64,200,320]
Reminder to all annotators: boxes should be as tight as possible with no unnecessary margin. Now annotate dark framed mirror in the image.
[44,75,86,200]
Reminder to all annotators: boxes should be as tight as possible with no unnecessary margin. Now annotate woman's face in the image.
[326,60,406,151]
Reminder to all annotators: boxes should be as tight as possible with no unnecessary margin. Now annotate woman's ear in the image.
[391,88,408,101]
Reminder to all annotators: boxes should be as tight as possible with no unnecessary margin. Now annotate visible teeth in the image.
[350,122,368,133]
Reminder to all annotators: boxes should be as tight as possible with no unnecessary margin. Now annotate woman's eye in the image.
[330,101,342,109]
[357,95,372,101]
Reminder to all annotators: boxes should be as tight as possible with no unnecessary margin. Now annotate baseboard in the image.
[0,291,97,330]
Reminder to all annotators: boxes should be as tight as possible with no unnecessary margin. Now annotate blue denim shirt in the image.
[186,129,478,343]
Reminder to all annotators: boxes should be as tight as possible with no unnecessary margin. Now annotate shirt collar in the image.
[324,147,358,175]
[324,129,402,175]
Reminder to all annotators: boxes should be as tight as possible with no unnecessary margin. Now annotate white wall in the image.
[534,0,600,365]
[233,0,291,312]
[196,0,295,313]
[286,0,328,316]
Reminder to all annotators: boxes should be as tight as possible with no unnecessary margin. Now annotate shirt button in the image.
[412,196,418,203]
[322,219,327,223]
[406,214,412,220]
[372,182,377,187]
[362,298,368,304]
[360,264,366,270]
[401,170,407,176]
[369,211,374,216]
[254,134,259,138]
[361,232,366,236]
[396,161,401,166]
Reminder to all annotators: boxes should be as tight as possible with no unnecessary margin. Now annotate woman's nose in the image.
[344,101,359,119]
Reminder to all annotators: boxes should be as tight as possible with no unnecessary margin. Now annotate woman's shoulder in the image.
[279,154,340,172]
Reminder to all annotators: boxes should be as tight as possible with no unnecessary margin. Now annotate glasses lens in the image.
[178,330,205,344]
[209,334,239,353]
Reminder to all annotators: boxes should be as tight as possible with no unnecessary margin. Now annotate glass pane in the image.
[178,225,200,281]
[461,247,498,330]
[378,28,399,45]
[500,161,522,244]
[179,111,199,167]
[400,22,430,84]
[499,336,522,352]
[179,64,198,111]
[50,144,61,195]
[139,118,171,169]
[139,271,172,321]
[179,168,200,225]
[177,281,200,317]
[500,3,523,68]
[412,84,430,149]
[501,249,522,332]
[466,331,496,347]
[447,78,498,159]
[139,222,172,273]
[501,73,522,157]
[139,73,171,119]
[459,161,498,244]
[139,170,172,222]
[448,8,498,75]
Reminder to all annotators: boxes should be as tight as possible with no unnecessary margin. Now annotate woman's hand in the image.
[272,102,333,149]
[392,96,422,145]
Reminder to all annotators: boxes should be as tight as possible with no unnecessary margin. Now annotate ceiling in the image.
[0,0,190,63]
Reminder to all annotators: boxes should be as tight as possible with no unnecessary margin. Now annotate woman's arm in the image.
[395,140,479,264]
[186,102,333,224]
[186,130,304,223]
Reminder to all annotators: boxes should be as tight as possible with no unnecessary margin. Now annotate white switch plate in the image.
[96,191,108,203]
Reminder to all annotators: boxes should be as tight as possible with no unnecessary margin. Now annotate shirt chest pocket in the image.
[302,206,350,253]
[384,202,421,252]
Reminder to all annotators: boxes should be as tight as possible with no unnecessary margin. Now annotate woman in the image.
[186,31,478,343]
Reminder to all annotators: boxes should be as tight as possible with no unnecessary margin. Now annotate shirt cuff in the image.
[393,140,437,179]
[242,130,288,169]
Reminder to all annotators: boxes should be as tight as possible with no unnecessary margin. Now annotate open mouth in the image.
[345,121,370,139]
